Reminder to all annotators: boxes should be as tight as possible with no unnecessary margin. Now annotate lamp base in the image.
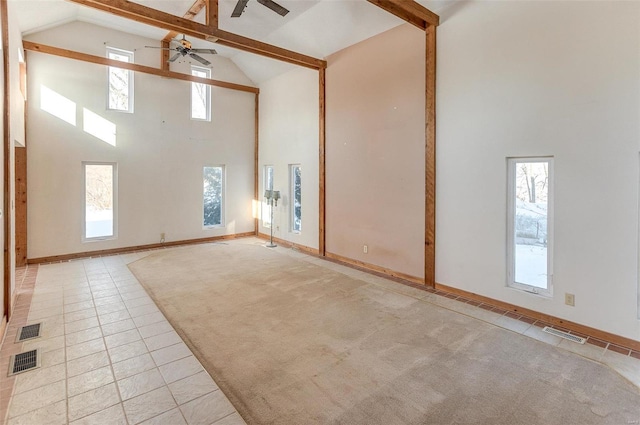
[266,243,277,248]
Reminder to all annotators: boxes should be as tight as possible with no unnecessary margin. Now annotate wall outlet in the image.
[160,232,165,243]
[363,245,368,254]
[565,293,575,307]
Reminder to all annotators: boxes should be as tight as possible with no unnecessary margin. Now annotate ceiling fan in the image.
[231,0,289,18]
[146,35,217,66]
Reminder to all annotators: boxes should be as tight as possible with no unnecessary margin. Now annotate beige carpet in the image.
[129,241,640,425]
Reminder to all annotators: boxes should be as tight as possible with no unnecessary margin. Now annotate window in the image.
[290,165,302,233]
[191,66,211,121]
[107,47,134,112]
[203,166,224,227]
[507,158,553,295]
[262,165,274,227]
[83,162,117,241]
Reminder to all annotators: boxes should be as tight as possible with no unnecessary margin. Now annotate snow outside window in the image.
[83,162,117,241]
[262,165,274,227]
[507,158,553,296]
[290,165,301,233]
[107,47,133,112]
[191,66,211,121]
[203,166,224,227]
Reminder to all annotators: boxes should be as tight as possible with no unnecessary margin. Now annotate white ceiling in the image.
[10,0,453,84]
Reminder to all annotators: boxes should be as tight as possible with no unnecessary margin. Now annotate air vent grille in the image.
[543,327,586,344]
[8,349,40,376]
[16,323,42,342]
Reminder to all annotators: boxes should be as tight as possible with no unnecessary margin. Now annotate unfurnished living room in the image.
[0,0,639,424]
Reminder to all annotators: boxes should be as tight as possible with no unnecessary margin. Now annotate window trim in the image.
[203,165,225,229]
[106,47,134,113]
[290,164,302,234]
[191,65,211,121]
[506,157,554,297]
[82,161,118,242]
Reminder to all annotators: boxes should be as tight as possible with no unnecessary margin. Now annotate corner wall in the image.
[436,1,640,340]
[325,23,426,279]
[25,22,256,259]
[258,67,319,250]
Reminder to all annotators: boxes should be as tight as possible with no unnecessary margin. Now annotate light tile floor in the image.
[2,240,640,425]
[1,252,246,425]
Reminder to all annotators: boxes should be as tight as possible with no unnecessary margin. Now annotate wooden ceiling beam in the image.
[366,0,439,29]
[66,0,326,69]
[162,0,207,42]
[68,0,212,39]
[206,0,218,28]
[211,28,325,70]
[23,41,259,94]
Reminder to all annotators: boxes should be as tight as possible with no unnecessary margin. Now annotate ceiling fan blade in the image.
[231,0,249,17]
[168,52,181,62]
[190,49,218,55]
[257,0,289,16]
[189,53,211,66]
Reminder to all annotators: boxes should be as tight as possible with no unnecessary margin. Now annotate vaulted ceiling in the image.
[10,0,452,84]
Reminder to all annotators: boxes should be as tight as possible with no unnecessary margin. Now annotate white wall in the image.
[436,1,640,340]
[258,67,319,249]
[26,22,256,258]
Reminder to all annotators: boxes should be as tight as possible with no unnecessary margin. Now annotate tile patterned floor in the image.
[1,239,639,425]
[0,252,246,425]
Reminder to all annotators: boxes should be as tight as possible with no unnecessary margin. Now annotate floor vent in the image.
[543,327,586,344]
[15,323,42,342]
[8,349,40,376]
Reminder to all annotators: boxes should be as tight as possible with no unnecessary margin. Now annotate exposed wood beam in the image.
[15,147,27,267]
[69,0,212,39]
[162,0,207,42]
[1,0,12,320]
[366,0,439,29]
[424,25,436,287]
[23,41,259,94]
[66,0,326,69]
[160,40,170,71]
[206,0,218,29]
[254,93,259,235]
[318,68,326,256]
[211,28,325,70]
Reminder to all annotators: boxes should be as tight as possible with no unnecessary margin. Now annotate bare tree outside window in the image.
[508,158,553,294]
[107,48,133,112]
[291,165,301,232]
[204,166,224,227]
[191,66,211,120]
[84,163,116,239]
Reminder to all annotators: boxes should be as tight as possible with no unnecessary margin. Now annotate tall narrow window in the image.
[203,166,224,227]
[290,165,302,233]
[84,162,117,241]
[507,158,553,295]
[262,165,274,227]
[107,47,134,112]
[191,66,211,121]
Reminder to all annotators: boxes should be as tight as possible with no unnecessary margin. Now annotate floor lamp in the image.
[264,190,280,248]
